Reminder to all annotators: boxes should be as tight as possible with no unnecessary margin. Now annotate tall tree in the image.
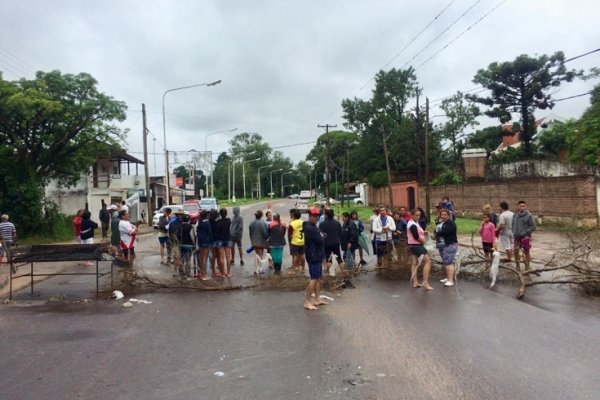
[438,91,480,166]
[341,68,419,186]
[464,125,504,155]
[469,51,580,156]
[565,85,600,165]
[0,70,127,233]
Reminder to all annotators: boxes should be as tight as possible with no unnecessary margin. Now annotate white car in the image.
[152,205,184,229]
[353,197,364,205]
[199,197,218,211]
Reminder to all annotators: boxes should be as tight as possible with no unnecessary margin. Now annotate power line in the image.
[415,0,508,70]
[358,0,458,90]
[0,47,36,74]
[402,0,483,69]
[564,48,600,63]
[554,91,592,102]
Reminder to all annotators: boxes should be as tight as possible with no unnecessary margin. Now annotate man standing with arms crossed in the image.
[303,208,327,310]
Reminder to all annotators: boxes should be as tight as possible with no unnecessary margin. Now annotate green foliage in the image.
[430,169,463,186]
[470,51,581,157]
[565,85,600,166]
[538,119,575,157]
[0,70,128,234]
[488,146,528,165]
[342,68,430,181]
[368,170,389,188]
[465,125,503,154]
[438,91,480,167]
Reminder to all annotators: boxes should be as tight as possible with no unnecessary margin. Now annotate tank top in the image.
[289,219,304,246]
[407,220,424,246]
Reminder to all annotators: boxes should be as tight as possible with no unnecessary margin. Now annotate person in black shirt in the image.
[304,209,327,311]
[435,209,458,287]
[319,209,342,276]
[213,208,232,277]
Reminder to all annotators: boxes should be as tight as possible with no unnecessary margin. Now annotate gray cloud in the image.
[2,0,598,175]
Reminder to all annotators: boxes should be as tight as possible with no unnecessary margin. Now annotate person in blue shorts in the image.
[303,208,327,311]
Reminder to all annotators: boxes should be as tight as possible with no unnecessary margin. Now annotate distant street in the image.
[1,199,600,400]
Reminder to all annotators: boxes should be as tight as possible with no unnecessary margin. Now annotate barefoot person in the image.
[512,200,536,271]
[303,208,327,310]
[497,201,514,262]
[407,209,433,290]
[435,209,458,287]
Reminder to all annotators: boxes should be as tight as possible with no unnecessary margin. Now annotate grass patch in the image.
[19,213,74,245]
[455,217,482,235]
[331,205,373,221]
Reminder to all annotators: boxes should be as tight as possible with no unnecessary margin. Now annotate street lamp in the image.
[203,127,238,197]
[243,157,260,200]
[230,150,256,202]
[257,164,273,199]
[162,79,221,202]
[281,171,293,198]
[269,168,283,198]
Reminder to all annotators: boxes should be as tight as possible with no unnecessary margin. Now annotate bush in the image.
[431,169,463,186]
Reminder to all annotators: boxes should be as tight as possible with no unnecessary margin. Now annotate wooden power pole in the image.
[425,97,431,223]
[317,123,336,200]
[142,103,152,226]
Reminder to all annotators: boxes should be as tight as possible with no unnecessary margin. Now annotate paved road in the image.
[1,199,600,399]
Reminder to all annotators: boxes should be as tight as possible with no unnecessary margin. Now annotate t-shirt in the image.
[289,219,304,246]
[498,211,514,235]
[0,221,16,243]
[118,220,137,249]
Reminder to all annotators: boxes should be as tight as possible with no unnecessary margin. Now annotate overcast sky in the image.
[2,0,599,175]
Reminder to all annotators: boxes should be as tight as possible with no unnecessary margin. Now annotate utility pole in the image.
[415,88,422,182]
[382,126,394,209]
[318,123,336,200]
[425,97,431,222]
[142,104,152,226]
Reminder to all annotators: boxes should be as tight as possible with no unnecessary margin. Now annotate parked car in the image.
[294,199,309,214]
[288,193,299,199]
[314,197,339,206]
[199,197,218,211]
[353,197,364,205]
[182,200,200,223]
[152,205,184,229]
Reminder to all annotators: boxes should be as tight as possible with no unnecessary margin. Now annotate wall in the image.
[368,181,420,210]
[420,175,599,227]
[487,160,596,180]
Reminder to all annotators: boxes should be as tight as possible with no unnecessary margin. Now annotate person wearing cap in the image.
[303,208,328,311]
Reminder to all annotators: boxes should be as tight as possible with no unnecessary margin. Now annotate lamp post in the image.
[230,150,256,203]
[243,157,260,200]
[162,79,221,203]
[281,171,293,198]
[257,164,273,199]
[269,168,283,198]
[203,127,237,197]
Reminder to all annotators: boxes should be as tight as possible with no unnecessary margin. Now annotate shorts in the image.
[440,243,458,265]
[198,243,212,249]
[324,244,342,263]
[214,240,231,248]
[290,244,305,256]
[308,261,323,279]
[409,245,428,257]
[122,247,135,258]
[500,232,514,251]
[375,240,390,257]
[80,238,94,244]
[514,236,532,252]
[158,236,169,244]
[482,242,494,254]
[230,237,242,248]
[180,245,194,256]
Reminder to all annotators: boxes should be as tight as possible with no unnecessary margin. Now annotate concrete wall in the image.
[419,175,599,227]
[487,160,596,180]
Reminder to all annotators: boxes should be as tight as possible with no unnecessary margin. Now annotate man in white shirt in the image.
[497,201,514,262]
[118,210,137,262]
[372,206,396,267]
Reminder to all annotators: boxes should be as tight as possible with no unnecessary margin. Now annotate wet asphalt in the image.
[1,199,600,400]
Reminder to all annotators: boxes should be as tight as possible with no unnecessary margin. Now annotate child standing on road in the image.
[480,214,496,262]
